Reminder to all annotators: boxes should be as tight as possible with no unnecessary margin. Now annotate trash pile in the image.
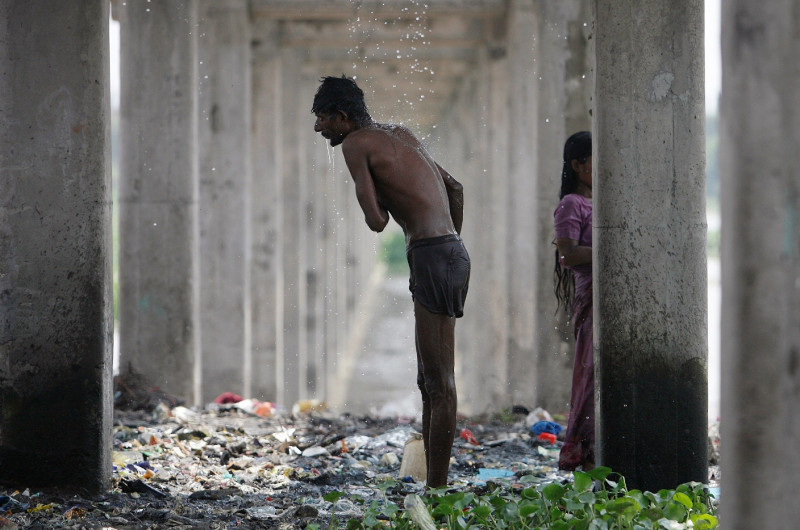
[0,391,721,529]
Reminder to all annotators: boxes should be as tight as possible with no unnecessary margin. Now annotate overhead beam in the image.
[250,0,507,20]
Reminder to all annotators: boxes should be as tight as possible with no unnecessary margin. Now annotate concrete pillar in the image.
[449,51,510,414]
[594,0,707,490]
[307,117,332,400]
[277,47,308,406]
[118,0,201,405]
[447,72,483,412]
[298,74,321,400]
[0,1,112,492]
[250,21,281,402]
[197,0,252,403]
[506,0,540,408]
[320,143,342,407]
[324,157,350,410]
[720,1,800,526]
[534,0,594,414]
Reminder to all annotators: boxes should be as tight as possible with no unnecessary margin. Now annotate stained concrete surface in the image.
[337,275,420,419]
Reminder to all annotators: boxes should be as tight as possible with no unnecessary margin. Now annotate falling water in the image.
[326,143,335,172]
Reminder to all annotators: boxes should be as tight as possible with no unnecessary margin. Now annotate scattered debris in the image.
[0,402,721,528]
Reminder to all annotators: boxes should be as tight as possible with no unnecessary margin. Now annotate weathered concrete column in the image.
[444,51,510,414]
[250,20,281,402]
[297,75,322,400]
[720,1,800,526]
[306,115,332,400]
[594,0,707,490]
[0,1,112,492]
[506,0,540,408]
[119,0,201,405]
[534,0,594,414]
[277,47,308,406]
[197,0,252,402]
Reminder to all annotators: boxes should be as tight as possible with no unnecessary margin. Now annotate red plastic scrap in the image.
[214,392,244,404]
[460,428,479,445]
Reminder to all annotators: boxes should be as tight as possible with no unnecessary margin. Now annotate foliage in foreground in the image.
[319,467,718,529]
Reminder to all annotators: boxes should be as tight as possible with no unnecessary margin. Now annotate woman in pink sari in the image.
[553,131,594,471]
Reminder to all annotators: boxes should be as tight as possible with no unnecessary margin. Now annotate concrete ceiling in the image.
[250,0,508,131]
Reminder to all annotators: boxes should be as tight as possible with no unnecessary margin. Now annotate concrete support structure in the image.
[277,47,307,406]
[434,1,590,415]
[505,0,540,409]
[720,1,800,527]
[1,0,740,500]
[448,57,509,413]
[250,20,282,401]
[197,0,252,403]
[119,0,201,405]
[594,0,707,491]
[534,0,593,413]
[0,1,113,491]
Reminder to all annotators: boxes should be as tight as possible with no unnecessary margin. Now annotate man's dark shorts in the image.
[406,234,470,318]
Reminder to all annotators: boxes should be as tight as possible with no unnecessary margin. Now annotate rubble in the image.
[0,402,721,529]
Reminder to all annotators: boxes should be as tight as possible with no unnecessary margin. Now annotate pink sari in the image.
[553,194,594,470]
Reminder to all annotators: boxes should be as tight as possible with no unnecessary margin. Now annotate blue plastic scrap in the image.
[476,468,516,480]
[530,421,563,436]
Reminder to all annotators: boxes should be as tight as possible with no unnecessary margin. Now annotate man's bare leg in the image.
[414,300,457,488]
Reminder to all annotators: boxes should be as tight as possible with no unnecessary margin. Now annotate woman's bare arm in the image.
[555,237,591,267]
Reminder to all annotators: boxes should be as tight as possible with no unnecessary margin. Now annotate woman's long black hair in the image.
[554,131,592,314]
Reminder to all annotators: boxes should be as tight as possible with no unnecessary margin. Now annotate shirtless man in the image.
[312,76,470,488]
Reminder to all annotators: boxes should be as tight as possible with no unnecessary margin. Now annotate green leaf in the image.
[628,490,648,508]
[519,503,539,518]
[605,497,641,515]
[574,471,593,492]
[472,504,491,518]
[432,503,453,518]
[587,466,613,481]
[453,492,475,511]
[500,502,520,522]
[578,491,597,504]
[672,492,693,510]
[346,518,363,530]
[441,492,465,507]
[543,482,567,502]
[691,513,719,529]
[323,490,346,503]
[521,487,539,500]
[363,512,380,528]
[663,501,687,522]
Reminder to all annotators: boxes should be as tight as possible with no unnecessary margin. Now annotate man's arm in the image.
[342,138,390,232]
[437,163,464,234]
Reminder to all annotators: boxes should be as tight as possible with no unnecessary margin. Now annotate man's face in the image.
[314,112,349,147]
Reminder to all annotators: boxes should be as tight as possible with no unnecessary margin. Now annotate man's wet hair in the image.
[311,75,371,125]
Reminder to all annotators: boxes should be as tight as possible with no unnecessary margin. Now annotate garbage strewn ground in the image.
[0,397,721,530]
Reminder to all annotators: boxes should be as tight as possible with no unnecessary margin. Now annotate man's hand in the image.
[437,164,464,234]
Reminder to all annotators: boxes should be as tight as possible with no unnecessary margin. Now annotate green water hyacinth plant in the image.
[326,466,719,529]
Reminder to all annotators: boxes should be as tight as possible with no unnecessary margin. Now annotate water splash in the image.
[326,143,335,172]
